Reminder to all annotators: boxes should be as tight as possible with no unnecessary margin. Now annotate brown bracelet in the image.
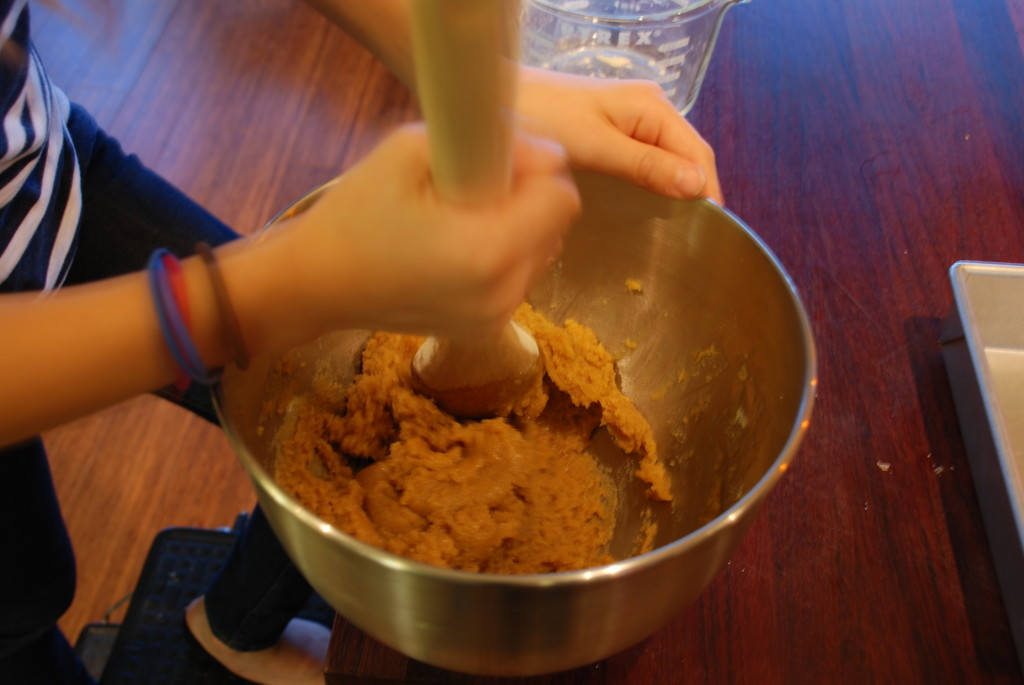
[195,241,250,371]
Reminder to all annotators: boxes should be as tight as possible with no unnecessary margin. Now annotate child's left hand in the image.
[515,66,724,206]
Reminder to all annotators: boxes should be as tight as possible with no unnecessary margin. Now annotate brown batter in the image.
[271,304,671,574]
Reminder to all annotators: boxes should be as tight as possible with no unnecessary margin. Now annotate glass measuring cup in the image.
[519,0,748,115]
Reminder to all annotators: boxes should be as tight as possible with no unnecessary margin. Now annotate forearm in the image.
[0,123,580,447]
[0,238,298,446]
[302,0,415,87]
[1,271,199,445]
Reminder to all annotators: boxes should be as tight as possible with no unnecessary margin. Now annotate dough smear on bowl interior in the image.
[270,303,672,574]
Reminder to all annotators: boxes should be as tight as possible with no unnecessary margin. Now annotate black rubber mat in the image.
[97,523,334,684]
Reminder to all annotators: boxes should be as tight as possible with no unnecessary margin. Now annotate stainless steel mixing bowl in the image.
[213,170,816,676]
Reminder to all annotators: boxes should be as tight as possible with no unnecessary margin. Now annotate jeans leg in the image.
[0,439,94,684]
[203,506,314,651]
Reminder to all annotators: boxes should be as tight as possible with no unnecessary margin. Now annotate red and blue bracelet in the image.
[148,248,219,388]
[147,243,249,389]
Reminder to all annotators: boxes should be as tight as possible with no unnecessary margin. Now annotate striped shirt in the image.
[0,0,81,292]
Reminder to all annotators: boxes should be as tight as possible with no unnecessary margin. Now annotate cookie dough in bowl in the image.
[269,303,670,574]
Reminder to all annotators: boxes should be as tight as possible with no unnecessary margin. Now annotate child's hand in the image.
[515,67,724,205]
[265,123,579,344]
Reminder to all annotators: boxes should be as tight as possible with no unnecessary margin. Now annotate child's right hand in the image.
[227,123,580,355]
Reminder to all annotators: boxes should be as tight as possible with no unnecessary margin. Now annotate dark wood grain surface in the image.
[30,0,1024,683]
[325,0,1024,682]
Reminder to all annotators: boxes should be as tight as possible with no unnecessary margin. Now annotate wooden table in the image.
[20,0,1021,679]
[322,0,1024,682]
[25,0,1024,680]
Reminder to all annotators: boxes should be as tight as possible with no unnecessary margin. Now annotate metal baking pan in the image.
[941,261,1024,671]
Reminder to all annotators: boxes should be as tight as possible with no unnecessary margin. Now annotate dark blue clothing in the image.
[0,0,82,291]
[203,507,317,653]
[1,104,312,685]
[0,437,91,685]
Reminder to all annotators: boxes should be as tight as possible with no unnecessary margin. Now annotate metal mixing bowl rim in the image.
[215,186,817,589]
